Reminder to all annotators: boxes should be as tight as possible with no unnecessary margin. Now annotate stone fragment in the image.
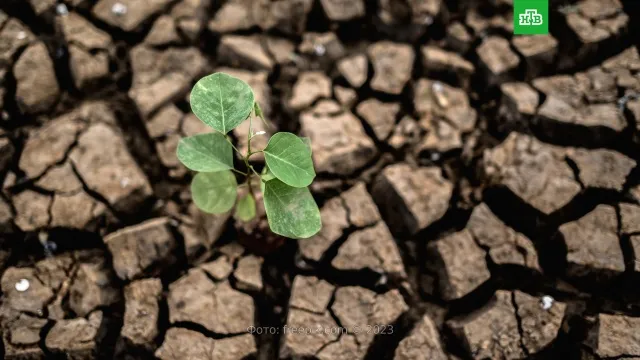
[414,79,477,133]
[168,269,254,334]
[69,253,120,316]
[447,291,524,360]
[3,314,48,359]
[421,46,474,85]
[316,334,361,360]
[320,0,365,21]
[264,36,295,65]
[58,12,113,50]
[446,22,472,53]
[1,266,54,315]
[69,123,153,213]
[0,136,13,176]
[333,222,406,277]
[499,82,539,125]
[218,35,273,71]
[538,99,626,139]
[465,9,513,35]
[45,311,105,358]
[170,0,210,42]
[341,182,381,227]
[200,256,233,280]
[288,71,332,111]
[512,35,558,77]
[337,54,368,88]
[467,203,540,270]
[181,203,231,260]
[356,99,400,141]
[389,115,421,151]
[208,0,255,33]
[335,85,357,107]
[19,115,85,179]
[632,235,640,273]
[145,15,180,46]
[299,196,349,261]
[14,42,59,114]
[92,0,174,32]
[145,104,182,139]
[0,19,34,64]
[130,72,191,118]
[280,308,339,358]
[254,0,314,36]
[567,148,635,191]
[560,204,624,278]
[104,218,176,280]
[583,67,617,103]
[483,133,580,215]
[121,278,162,349]
[13,190,51,231]
[586,313,640,358]
[368,41,415,95]
[234,255,263,292]
[514,290,566,354]
[298,32,345,62]
[332,287,408,350]
[532,75,586,108]
[0,196,13,232]
[130,45,205,90]
[129,45,206,118]
[620,203,640,235]
[289,275,335,314]
[300,101,377,175]
[68,44,110,89]
[36,162,83,193]
[156,328,256,360]
[427,229,490,300]
[373,164,453,235]
[394,315,447,360]
[28,0,56,15]
[477,36,519,85]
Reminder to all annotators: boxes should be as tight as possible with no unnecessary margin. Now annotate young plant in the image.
[176,72,322,239]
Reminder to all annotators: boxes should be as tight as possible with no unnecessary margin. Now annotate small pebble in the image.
[15,279,30,292]
[56,3,69,15]
[541,295,554,310]
[120,178,130,188]
[314,44,326,56]
[111,2,128,16]
[16,31,27,40]
[375,274,388,286]
[432,81,444,93]
[430,152,441,161]
[254,131,266,136]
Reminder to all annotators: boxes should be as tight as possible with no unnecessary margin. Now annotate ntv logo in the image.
[518,9,543,26]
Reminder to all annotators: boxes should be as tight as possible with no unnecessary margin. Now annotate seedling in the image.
[177,72,322,239]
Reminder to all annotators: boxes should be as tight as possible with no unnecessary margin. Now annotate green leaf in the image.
[263,179,321,239]
[191,171,237,214]
[176,132,234,172]
[190,73,255,134]
[300,136,312,154]
[234,193,256,222]
[263,132,315,188]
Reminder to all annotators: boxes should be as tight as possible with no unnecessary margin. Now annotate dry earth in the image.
[0,0,640,359]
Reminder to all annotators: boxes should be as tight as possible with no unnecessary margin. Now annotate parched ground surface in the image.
[1,0,640,359]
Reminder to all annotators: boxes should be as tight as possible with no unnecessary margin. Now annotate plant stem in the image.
[230,168,248,176]
[245,115,255,199]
